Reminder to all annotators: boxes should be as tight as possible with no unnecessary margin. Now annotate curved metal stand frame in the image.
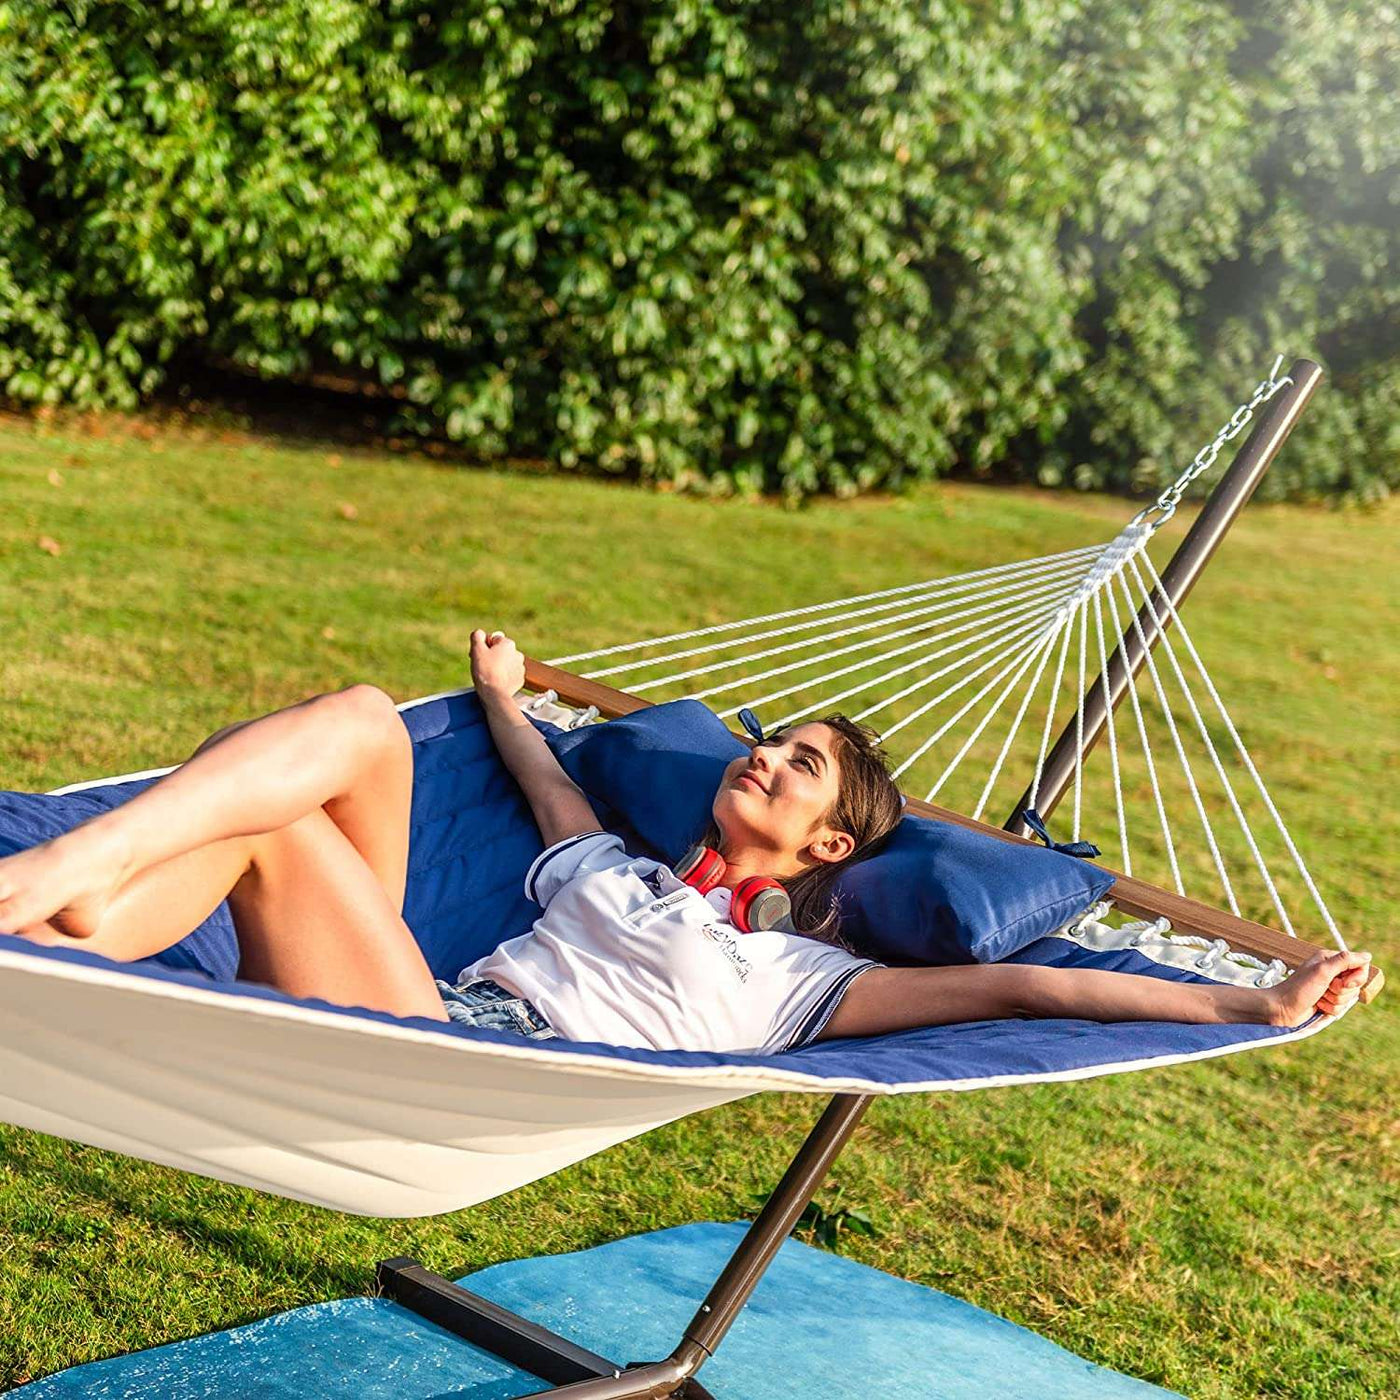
[379,1095,868,1399]
[376,358,1364,1397]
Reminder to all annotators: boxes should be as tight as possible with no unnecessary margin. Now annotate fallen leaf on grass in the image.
[37,536,62,556]
[47,468,63,486]
[322,626,337,641]
[326,453,343,468]
[337,502,358,520]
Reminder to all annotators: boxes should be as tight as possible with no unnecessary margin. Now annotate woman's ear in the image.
[808,828,856,864]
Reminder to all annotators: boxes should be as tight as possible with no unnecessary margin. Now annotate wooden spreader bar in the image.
[522,657,1383,1003]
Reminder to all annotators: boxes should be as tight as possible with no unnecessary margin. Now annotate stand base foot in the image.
[375,1257,715,1398]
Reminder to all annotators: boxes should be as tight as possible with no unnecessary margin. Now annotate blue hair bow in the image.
[738,708,766,743]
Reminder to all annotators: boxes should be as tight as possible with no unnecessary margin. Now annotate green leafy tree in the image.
[0,0,1394,501]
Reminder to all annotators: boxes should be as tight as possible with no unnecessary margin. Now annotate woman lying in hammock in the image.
[0,630,1369,1053]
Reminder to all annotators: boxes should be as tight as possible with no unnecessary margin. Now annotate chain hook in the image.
[1135,355,1293,532]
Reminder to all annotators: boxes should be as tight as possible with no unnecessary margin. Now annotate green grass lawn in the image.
[1,405,1396,1397]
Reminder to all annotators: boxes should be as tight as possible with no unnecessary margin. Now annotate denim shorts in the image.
[435,976,557,1040]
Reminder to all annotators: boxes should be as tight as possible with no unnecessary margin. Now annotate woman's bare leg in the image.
[0,684,412,939]
[186,707,413,915]
[228,808,446,1019]
[22,810,447,1020]
[8,691,415,958]
[18,831,263,961]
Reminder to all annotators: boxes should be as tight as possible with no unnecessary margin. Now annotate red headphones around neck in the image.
[673,706,798,934]
[673,844,795,935]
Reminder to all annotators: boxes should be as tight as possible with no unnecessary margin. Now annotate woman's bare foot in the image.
[0,821,137,940]
[1265,949,1371,1027]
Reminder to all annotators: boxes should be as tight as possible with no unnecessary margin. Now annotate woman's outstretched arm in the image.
[817,949,1371,1041]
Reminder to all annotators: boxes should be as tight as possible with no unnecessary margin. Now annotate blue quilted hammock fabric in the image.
[0,690,1299,1087]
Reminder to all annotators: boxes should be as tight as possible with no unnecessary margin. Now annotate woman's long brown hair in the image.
[693,714,905,951]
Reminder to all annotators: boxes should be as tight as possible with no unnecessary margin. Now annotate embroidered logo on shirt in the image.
[700,924,752,983]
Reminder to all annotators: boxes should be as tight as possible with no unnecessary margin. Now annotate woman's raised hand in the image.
[470,628,526,700]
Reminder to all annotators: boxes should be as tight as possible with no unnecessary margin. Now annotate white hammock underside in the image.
[0,943,1337,1218]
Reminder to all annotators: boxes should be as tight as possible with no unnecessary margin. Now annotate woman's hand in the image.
[1266,948,1371,1026]
[470,628,526,701]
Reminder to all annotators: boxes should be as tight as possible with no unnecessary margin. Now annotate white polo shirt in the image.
[456,831,879,1054]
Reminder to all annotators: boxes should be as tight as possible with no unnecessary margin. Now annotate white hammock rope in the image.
[876,608,1072,766]
[1063,903,1290,988]
[840,589,1073,720]
[540,357,1343,951]
[583,549,1099,688]
[1136,552,1347,952]
[971,607,1069,823]
[1026,588,1078,815]
[1123,553,1289,932]
[761,590,1074,730]
[922,619,1070,802]
[1092,589,1131,878]
[1110,568,1240,915]
[687,567,1087,706]
[1101,567,1186,896]
[547,544,1105,668]
[1073,592,1089,844]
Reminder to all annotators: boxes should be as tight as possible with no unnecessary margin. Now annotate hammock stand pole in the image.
[1004,357,1324,836]
[377,1094,869,1399]
[376,359,1353,1397]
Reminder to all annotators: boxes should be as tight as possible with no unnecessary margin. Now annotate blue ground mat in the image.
[11,1222,1181,1399]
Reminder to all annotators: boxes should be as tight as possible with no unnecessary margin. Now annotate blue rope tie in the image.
[1022,808,1101,860]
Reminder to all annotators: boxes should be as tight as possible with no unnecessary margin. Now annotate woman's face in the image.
[712,722,854,868]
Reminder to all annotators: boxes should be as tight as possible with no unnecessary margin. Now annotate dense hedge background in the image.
[1,0,1395,502]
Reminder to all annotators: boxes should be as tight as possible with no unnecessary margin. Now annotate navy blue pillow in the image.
[541,699,1113,965]
[544,699,739,858]
[830,817,1114,965]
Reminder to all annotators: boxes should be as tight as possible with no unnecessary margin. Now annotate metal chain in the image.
[1130,354,1294,530]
